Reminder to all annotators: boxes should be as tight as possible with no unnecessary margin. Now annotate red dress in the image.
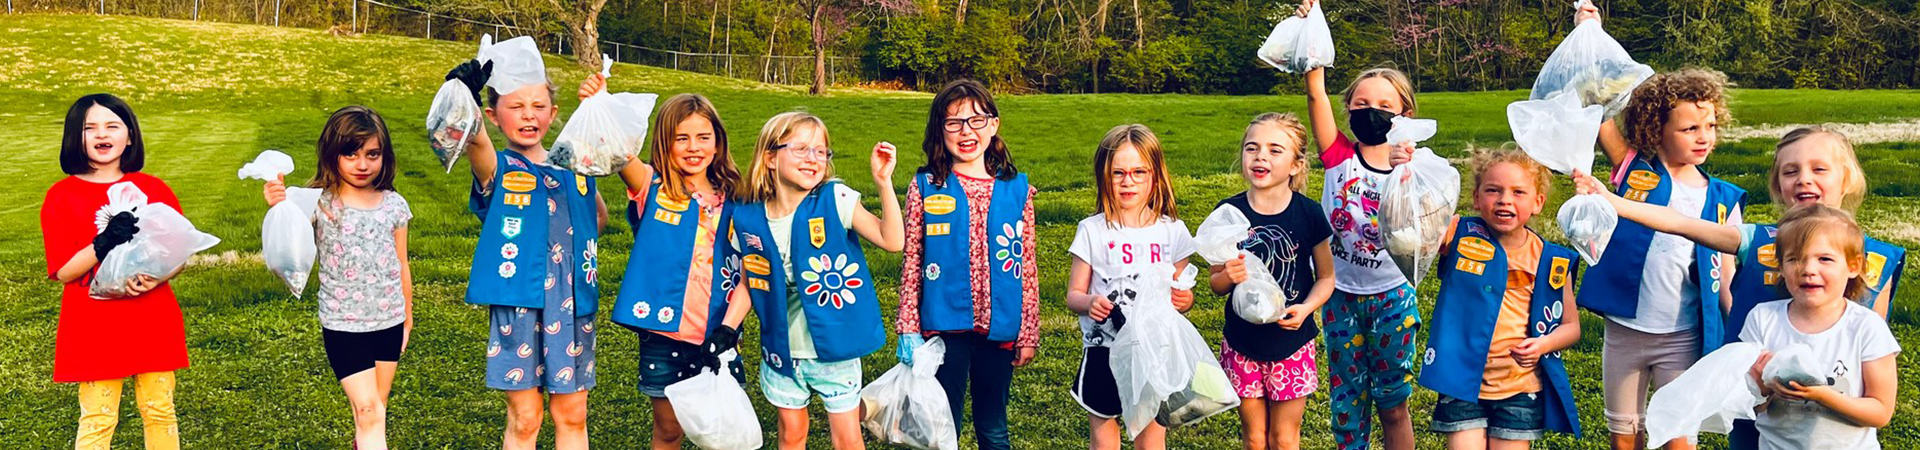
[40,173,191,383]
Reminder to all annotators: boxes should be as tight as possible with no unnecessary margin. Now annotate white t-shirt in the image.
[1740,299,1900,450]
[730,184,861,359]
[1611,181,1743,333]
[1066,214,1196,347]
[1320,149,1407,294]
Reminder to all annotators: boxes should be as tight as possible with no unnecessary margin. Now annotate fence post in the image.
[352,0,358,32]
[426,15,431,39]
[192,0,199,20]
[273,0,281,26]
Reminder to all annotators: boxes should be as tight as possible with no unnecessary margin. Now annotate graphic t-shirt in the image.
[1215,192,1333,361]
[1067,214,1196,347]
[1320,133,1406,294]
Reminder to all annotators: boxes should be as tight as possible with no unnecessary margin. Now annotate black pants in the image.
[932,332,1016,450]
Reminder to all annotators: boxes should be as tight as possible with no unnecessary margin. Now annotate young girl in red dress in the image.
[40,93,190,450]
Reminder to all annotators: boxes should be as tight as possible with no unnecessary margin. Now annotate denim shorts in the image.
[1430,392,1545,441]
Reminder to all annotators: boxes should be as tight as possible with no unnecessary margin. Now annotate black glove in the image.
[694,325,741,373]
[1106,303,1129,332]
[92,211,140,257]
[445,59,494,106]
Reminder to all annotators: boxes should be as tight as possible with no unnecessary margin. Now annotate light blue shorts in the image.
[758,358,863,413]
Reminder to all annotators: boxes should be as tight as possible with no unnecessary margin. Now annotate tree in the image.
[797,0,911,95]
[547,0,612,70]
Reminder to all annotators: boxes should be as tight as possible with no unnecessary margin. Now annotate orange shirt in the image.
[665,191,724,344]
[1442,221,1545,400]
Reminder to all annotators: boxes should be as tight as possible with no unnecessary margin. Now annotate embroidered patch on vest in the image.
[657,192,690,212]
[924,194,957,215]
[577,175,589,196]
[1865,252,1889,287]
[502,171,538,192]
[504,193,531,208]
[1758,243,1779,267]
[809,217,827,248]
[744,254,772,276]
[1549,257,1570,289]
[502,216,523,238]
[927,222,951,236]
[653,209,682,225]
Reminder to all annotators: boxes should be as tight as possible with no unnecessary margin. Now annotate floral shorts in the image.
[1221,339,1318,402]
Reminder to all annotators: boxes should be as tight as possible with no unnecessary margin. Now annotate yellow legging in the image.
[76,371,178,450]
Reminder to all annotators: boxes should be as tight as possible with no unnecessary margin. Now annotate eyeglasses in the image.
[775,144,834,161]
[1109,168,1154,183]
[942,115,996,133]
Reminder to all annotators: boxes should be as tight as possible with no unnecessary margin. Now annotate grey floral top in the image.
[315,190,412,332]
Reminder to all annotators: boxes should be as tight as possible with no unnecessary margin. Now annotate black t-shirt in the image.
[1219,191,1334,361]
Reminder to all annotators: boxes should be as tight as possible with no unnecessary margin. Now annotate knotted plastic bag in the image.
[238,150,321,296]
[89,182,221,299]
[1256,2,1336,73]
[861,337,959,450]
[1510,89,1616,265]
[1378,117,1455,286]
[1530,4,1653,118]
[552,54,658,176]
[1109,264,1226,438]
[1195,205,1287,324]
[1647,342,1766,445]
[1762,343,1830,387]
[664,350,764,450]
[425,35,494,172]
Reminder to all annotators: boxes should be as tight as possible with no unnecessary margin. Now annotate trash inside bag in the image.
[1558,194,1616,266]
[1647,342,1765,445]
[664,350,764,450]
[1762,343,1830,387]
[1256,2,1336,73]
[1108,264,1222,438]
[1509,90,1605,176]
[238,150,320,296]
[425,35,496,173]
[1155,359,1240,428]
[1378,119,1456,286]
[89,182,221,299]
[1195,201,1289,324]
[552,54,658,177]
[1530,13,1653,118]
[862,337,958,450]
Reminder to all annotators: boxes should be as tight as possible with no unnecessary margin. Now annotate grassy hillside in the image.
[1,13,1917,448]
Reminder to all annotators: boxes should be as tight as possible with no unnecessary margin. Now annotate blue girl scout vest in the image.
[1723,224,1906,345]
[730,181,884,375]
[611,175,737,338]
[466,151,600,314]
[1420,217,1581,436]
[913,172,1030,342]
[1578,156,1745,355]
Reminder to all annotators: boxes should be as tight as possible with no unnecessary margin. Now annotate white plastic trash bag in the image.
[1109,264,1226,438]
[425,35,494,173]
[1378,117,1455,286]
[665,350,764,450]
[238,150,321,296]
[861,337,959,450]
[1257,2,1336,73]
[89,182,221,299]
[1557,194,1616,266]
[1509,90,1616,265]
[1762,343,1830,387]
[1530,6,1653,118]
[1647,342,1766,445]
[1195,205,1288,324]
[552,54,658,177]
[1156,356,1240,428]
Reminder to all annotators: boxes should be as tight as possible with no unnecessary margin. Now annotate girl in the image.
[1574,127,1904,449]
[447,40,609,450]
[1204,113,1335,450]
[579,71,752,449]
[727,111,904,450]
[1739,205,1898,450]
[895,79,1041,450]
[1065,124,1197,450]
[1417,149,1583,450]
[1302,1,1421,444]
[1581,62,1745,450]
[41,93,186,450]
[262,106,414,450]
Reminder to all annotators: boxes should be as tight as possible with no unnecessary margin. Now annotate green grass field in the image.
[2,13,1918,449]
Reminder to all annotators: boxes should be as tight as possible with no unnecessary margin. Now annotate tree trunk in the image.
[707,0,719,52]
[810,4,827,95]
[956,0,968,25]
[550,0,610,70]
[1094,0,1111,33]
[1132,0,1143,49]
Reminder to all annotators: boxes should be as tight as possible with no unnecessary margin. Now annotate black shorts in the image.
[633,331,743,398]
[321,325,405,380]
[1071,346,1121,418]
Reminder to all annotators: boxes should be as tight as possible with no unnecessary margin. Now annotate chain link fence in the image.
[5,0,869,87]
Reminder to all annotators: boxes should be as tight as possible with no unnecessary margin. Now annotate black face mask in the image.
[1347,107,1397,146]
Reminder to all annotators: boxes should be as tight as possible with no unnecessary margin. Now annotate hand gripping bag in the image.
[1256,2,1336,73]
[860,337,959,450]
[1377,117,1455,286]
[425,35,494,172]
[1762,343,1830,388]
[238,150,322,295]
[1646,342,1766,445]
[1529,6,1653,119]
[89,182,222,299]
[1195,205,1286,324]
[552,54,658,176]
[664,350,765,450]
